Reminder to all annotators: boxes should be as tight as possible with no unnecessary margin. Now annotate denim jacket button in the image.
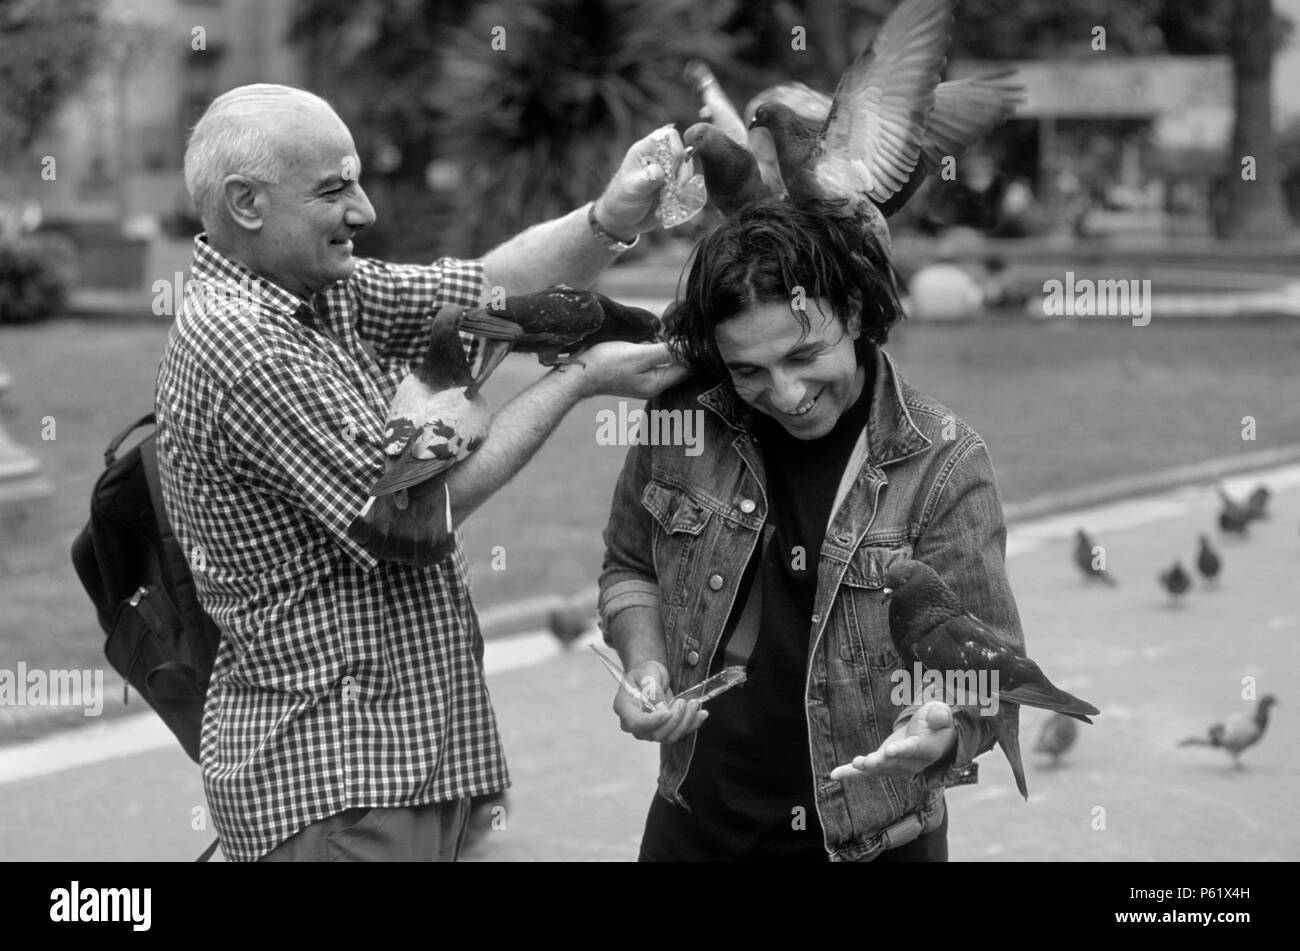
[686,650,701,665]
[708,574,724,590]
[811,613,821,625]
[739,499,756,514]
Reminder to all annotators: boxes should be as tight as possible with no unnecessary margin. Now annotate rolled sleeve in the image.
[218,356,383,572]
[910,434,1025,787]
[598,418,662,643]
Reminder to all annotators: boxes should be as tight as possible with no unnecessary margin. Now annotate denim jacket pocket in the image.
[640,480,714,640]
[838,541,913,669]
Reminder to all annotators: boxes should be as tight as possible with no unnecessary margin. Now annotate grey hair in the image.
[183,84,335,230]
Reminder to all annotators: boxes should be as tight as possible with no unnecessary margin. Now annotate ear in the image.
[847,309,862,340]
[222,175,265,232]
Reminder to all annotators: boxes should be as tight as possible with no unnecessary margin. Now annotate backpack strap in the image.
[196,837,220,862]
[105,413,156,466]
[138,435,172,536]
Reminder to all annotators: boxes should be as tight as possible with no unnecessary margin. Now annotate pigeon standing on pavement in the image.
[1195,534,1221,587]
[883,559,1100,799]
[347,304,508,567]
[1246,484,1271,521]
[1158,561,1192,605]
[1179,695,1278,769]
[1217,486,1252,537]
[1035,713,1079,768]
[548,594,594,648]
[1074,528,1117,586]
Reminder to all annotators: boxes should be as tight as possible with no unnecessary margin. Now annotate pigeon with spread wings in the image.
[745,0,1023,248]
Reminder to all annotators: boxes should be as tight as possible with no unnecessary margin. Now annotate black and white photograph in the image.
[0,0,1296,895]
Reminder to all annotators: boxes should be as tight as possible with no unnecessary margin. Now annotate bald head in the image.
[184,84,345,231]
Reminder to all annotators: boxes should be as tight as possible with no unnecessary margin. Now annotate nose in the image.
[767,367,807,414]
[346,184,377,230]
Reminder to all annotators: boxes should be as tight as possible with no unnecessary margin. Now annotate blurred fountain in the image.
[0,359,55,573]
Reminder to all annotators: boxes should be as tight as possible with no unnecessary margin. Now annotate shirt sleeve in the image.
[348,256,486,369]
[217,354,385,572]
[598,402,664,643]
[902,434,1026,790]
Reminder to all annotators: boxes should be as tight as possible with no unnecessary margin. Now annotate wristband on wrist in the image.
[587,201,639,253]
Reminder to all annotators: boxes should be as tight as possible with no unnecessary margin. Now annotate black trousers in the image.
[638,794,949,862]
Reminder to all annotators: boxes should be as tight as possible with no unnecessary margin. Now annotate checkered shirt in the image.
[154,235,508,862]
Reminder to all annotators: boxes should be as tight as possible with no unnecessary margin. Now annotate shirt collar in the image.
[189,233,320,325]
[696,345,931,467]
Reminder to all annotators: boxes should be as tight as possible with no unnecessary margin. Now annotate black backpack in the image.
[70,413,222,765]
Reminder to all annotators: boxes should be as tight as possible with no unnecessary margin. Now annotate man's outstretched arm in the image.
[443,340,688,528]
[478,128,683,297]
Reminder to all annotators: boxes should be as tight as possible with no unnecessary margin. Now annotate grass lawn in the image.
[2,312,1299,684]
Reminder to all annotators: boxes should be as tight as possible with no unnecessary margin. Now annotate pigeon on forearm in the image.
[458,285,661,367]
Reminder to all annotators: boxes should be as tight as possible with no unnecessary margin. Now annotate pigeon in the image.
[1217,486,1252,537]
[747,0,1023,249]
[1179,695,1277,769]
[1246,484,1271,521]
[1035,713,1079,768]
[883,559,1100,799]
[1074,528,1117,586]
[459,286,660,368]
[683,60,786,203]
[1196,534,1221,587]
[548,594,593,648]
[1158,560,1192,605]
[346,304,507,567]
[682,122,770,217]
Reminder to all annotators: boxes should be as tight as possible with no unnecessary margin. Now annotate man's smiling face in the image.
[714,298,866,440]
[255,106,376,298]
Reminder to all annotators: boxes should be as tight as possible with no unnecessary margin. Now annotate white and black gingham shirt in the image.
[154,236,508,862]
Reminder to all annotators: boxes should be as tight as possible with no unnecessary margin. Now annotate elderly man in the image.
[155,83,688,862]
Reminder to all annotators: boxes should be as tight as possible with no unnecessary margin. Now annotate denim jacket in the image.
[598,345,1025,862]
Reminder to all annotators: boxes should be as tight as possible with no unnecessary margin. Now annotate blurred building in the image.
[950,57,1234,237]
[29,0,306,228]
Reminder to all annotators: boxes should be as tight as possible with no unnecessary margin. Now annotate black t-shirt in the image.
[641,358,875,861]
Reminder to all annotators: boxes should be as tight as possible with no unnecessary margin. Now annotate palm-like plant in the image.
[428,0,736,254]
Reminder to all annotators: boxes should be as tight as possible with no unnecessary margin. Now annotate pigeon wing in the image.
[817,0,955,204]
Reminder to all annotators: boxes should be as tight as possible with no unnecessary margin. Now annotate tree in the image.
[0,0,102,157]
[1219,0,1290,239]
[426,0,736,254]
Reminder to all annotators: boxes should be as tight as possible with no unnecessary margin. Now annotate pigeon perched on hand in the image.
[1179,695,1277,769]
[459,286,660,368]
[1035,713,1079,768]
[1074,528,1117,586]
[747,0,1023,250]
[1158,560,1192,605]
[1217,486,1252,537]
[346,304,506,567]
[883,559,1100,799]
[1196,534,1221,587]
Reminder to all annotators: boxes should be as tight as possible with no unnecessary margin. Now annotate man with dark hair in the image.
[598,199,1025,861]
